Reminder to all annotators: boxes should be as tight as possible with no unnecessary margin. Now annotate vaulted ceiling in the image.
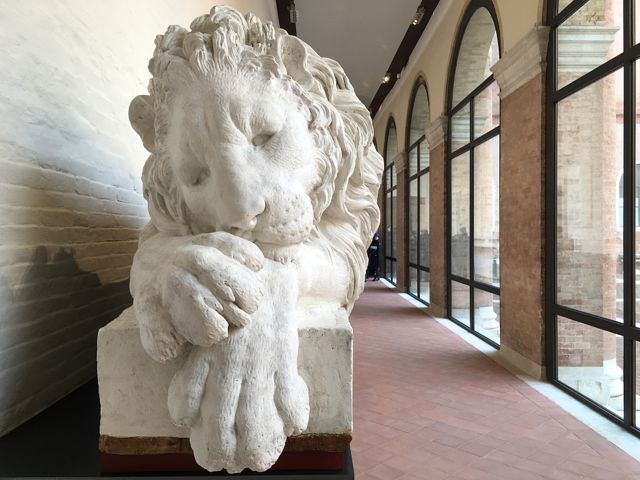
[293,0,422,107]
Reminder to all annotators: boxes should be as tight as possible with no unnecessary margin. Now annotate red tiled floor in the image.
[350,282,640,480]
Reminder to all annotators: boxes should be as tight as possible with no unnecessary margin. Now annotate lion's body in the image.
[127,5,382,472]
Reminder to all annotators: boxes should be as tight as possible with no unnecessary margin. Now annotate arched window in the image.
[383,118,398,284]
[548,0,639,433]
[447,1,501,346]
[406,80,430,303]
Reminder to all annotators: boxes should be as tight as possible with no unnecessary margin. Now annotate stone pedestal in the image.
[97,308,353,455]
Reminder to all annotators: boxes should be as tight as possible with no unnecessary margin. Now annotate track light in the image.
[382,72,392,84]
[288,0,298,24]
[412,5,425,25]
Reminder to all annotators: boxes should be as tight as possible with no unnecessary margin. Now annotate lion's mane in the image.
[132,6,383,309]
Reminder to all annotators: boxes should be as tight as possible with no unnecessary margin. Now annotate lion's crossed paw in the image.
[167,260,309,473]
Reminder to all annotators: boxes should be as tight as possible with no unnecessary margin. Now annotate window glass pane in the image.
[419,172,430,268]
[557,316,623,416]
[557,0,623,90]
[408,147,419,177]
[385,167,392,189]
[391,188,397,260]
[420,140,430,170]
[556,69,623,322]
[474,136,500,287]
[391,259,397,284]
[409,267,419,297]
[637,0,640,44]
[409,178,419,265]
[451,281,470,326]
[558,0,574,12]
[391,164,397,188]
[474,80,500,139]
[636,61,640,327]
[408,84,429,146]
[420,270,430,303]
[474,290,500,344]
[636,342,640,426]
[385,192,392,258]
[451,103,470,152]
[385,123,398,166]
[385,259,391,280]
[451,153,470,278]
[452,8,499,106]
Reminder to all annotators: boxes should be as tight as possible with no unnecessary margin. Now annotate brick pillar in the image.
[376,179,385,281]
[425,116,448,317]
[394,152,408,292]
[491,26,549,378]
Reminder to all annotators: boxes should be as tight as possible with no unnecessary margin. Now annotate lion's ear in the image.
[129,95,155,153]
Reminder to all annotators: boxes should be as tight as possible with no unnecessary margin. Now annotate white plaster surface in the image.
[106,4,382,473]
[425,115,448,148]
[491,26,550,98]
[98,307,353,438]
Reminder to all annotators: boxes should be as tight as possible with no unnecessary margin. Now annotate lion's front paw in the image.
[167,234,264,338]
[169,350,309,473]
[135,291,186,362]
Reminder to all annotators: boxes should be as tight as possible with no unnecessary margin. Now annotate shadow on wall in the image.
[0,246,131,436]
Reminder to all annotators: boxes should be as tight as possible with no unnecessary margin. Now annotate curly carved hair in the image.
[129,6,382,308]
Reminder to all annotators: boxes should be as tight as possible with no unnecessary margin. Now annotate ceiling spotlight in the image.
[382,72,392,84]
[412,5,425,25]
[288,0,298,24]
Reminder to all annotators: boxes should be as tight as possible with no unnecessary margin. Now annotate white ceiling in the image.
[294,0,421,107]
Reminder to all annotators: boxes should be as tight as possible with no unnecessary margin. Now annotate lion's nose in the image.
[230,216,258,231]
[223,198,265,232]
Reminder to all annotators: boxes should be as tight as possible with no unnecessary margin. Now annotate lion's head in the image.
[129,6,382,308]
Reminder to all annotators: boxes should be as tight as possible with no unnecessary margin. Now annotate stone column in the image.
[425,117,448,317]
[394,152,408,292]
[491,26,549,379]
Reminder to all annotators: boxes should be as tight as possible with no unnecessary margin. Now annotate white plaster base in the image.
[97,308,352,439]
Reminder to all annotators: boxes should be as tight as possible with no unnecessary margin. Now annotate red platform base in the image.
[101,451,345,474]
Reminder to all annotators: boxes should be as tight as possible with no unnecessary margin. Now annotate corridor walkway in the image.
[350,282,640,480]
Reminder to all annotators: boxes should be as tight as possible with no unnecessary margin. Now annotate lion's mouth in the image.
[255,241,301,264]
[228,225,310,249]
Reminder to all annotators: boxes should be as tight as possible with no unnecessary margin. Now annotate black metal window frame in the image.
[406,79,431,305]
[446,0,502,349]
[383,117,398,284]
[545,0,640,436]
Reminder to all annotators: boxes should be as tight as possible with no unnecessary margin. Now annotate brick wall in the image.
[428,142,447,317]
[0,0,277,437]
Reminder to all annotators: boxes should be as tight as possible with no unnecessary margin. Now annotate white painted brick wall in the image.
[0,0,278,437]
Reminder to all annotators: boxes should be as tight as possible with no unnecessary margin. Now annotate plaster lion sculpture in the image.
[128,5,382,473]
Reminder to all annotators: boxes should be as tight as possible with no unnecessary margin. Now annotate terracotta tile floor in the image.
[350,282,640,480]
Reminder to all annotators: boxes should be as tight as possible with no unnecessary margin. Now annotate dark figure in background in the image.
[366,232,381,281]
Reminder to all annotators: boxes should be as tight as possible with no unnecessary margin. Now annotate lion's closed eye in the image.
[252,132,276,147]
[181,166,210,187]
